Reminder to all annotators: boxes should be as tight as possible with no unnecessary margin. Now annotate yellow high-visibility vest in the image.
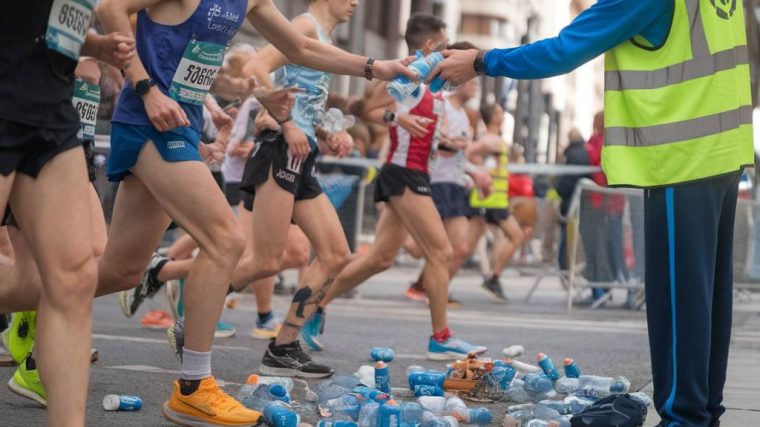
[603,0,754,187]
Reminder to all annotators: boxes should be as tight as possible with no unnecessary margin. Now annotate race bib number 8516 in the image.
[46,0,96,60]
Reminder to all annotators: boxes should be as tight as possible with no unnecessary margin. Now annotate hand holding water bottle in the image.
[387,51,445,102]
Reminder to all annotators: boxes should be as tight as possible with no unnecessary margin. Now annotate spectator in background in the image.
[555,128,590,271]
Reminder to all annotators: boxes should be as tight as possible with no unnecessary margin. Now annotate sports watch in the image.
[474,50,487,76]
[135,78,157,96]
[383,109,397,124]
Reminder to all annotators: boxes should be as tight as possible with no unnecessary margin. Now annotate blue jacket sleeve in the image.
[484,0,672,79]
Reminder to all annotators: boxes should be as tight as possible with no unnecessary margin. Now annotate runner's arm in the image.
[362,83,395,125]
[247,0,414,81]
[97,0,191,130]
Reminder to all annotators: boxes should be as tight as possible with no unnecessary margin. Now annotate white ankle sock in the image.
[181,349,211,380]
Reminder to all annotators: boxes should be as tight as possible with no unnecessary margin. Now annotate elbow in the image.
[285,38,312,67]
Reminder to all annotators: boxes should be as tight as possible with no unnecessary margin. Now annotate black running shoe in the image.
[482,276,508,303]
[260,340,334,378]
[119,253,170,318]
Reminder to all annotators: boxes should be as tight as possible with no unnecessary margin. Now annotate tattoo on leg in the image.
[290,278,335,318]
[282,320,300,331]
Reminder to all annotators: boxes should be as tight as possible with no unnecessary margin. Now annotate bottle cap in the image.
[536,353,546,361]
[563,358,574,365]
[102,395,120,411]
[246,374,260,385]
[376,361,386,369]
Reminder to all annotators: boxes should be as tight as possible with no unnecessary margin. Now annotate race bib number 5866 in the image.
[46,0,96,60]
[169,40,225,105]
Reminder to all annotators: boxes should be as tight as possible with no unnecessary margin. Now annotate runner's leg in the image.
[10,147,96,426]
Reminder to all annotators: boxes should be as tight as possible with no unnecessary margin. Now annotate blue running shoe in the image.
[214,321,236,339]
[300,311,324,351]
[427,336,487,361]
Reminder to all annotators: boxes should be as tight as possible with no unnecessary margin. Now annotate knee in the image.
[254,255,285,279]
[429,242,453,265]
[452,242,470,262]
[204,224,246,266]
[373,251,397,272]
[323,247,351,276]
[45,255,98,309]
[285,241,311,269]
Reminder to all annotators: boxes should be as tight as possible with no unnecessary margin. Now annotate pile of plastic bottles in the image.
[237,375,300,427]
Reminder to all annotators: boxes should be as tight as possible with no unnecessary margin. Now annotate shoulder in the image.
[291,14,320,39]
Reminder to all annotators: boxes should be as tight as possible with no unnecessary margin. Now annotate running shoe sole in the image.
[162,401,257,427]
[258,365,333,379]
[167,327,182,360]
[7,376,46,407]
[481,284,509,304]
[118,290,133,318]
[214,329,236,339]
[251,329,278,340]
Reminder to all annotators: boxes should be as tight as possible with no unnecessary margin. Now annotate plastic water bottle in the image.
[387,51,445,102]
[503,379,533,403]
[371,347,396,363]
[238,375,263,402]
[506,403,535,421]
[401,401,424,426]
[241,384,280,411]
[258,375,296,392]
[413,385,445,397]
[358,401,380,427]
[356,366,377,389]
[352,386,391,403]
[536,353,560,381]
[492,364,517,390]
[421,415,458,427]
[564,395,596,414]
[630,392,652,407]
[318,420,359,427]
[269,383,291,404]
[320,108,356,133]
[502,345,525,358]
[102,394,142,411]
[264,401,300,427]
[523,374,555,395]
[377,400,403,427]
[562,359,580,379]
[406,366,425,377]
[428,75,456,94]
[465,408,492,426]
[408,372,446,390]
[443,396,468,421]
[417,396,447,414]
[554,376,630,398]
[331,375,364,390]
[534,400,571,420]
[320,394,363,420]
[375,361,391,394]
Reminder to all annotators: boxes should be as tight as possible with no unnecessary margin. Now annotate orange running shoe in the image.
[405,284,429,304]
[163,377,261,426]
[141,310,175,330]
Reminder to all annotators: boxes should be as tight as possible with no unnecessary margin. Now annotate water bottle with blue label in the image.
[387,51,445,102]
[377,400,402,427]
[562,358,580,379]
[536,353,560,380]
[319,393,363,420]
[370,347,395,363]
[352,386,390,403]
[375,361,391,394]
[102,394,142,411]
[400,401,424,426]
[408,371,446,390]
[413,385,444,397]
[523,374,555,395]
[264,401,300,427]
[318,419,359,427]
[358,401,380,427]
[465,408,492,426]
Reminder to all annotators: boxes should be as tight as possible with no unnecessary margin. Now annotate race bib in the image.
[46,0,96,60]
[169,40,225,105]
[72,78,100,140]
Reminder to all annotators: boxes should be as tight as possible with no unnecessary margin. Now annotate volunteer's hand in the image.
[427,49,480,87]
[143,90,190,131]
[398,114,434,138]
[371,57,417,81]
[282,121,310,162]
[95,33,136,70]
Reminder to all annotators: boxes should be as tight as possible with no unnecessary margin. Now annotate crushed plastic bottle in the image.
[534,400,571,420]
[502,379,534,403]
[371,347,395,363]
[562,359,580,379]
[536,354,560,381]
[269,383,291,404]
[506,403,535,421]
[421,413,459,427]
[443,396,468,421]
[554,376,630,398]
[523,374,556,397]
[241,383,289,411]
[264,401,301,427]
[319,393,363,420]
[492,362,517,391]
[257,375,296,392]
[466,408,492,426]
[358,401,380,427]
[401,401,424,426]
[352,386,391,404]
[502,345,525,358]
[417,396,447,415]
[563,395,596,414]
[320,108,356,133]
[317,420,359,427]
[387,51,445,102]
[629,392,652,407]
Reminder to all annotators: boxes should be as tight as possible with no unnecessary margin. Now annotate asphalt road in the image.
[0,266,756,426]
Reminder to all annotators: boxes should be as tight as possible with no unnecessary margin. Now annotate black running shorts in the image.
[0,118,82,178]
[373,163,432,203]
[240,130,322,211]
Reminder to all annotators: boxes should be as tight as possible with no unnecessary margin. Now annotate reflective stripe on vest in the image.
[602,0,754,188]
